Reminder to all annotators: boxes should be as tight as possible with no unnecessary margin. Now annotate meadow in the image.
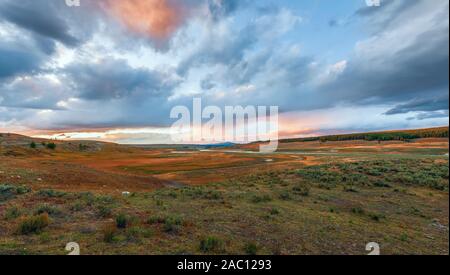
[0,129,448,255]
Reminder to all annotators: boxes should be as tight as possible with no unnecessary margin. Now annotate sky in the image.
[0,0,448,144]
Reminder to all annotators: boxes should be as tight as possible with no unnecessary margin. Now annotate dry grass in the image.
[0,133,448,255]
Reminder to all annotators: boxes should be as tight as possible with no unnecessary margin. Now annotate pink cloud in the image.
[102,0,187,41]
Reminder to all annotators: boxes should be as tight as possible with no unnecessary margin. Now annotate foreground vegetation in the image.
[0,157,448,255]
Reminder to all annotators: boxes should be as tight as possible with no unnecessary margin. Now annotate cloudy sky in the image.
[0,0,448,143]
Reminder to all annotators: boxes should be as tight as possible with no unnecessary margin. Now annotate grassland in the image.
[0,129,448,255]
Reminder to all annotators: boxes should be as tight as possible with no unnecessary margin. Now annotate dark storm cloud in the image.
[323,36,448,106]
[65,58,180,101]
[385,96,449,115]
[409,110,449,121]
[32,33,58,55]
[0,45,42,79]
[0,0,102,54]
[313,0,449,112]
[0,0,101,79]
[0,0,79,47]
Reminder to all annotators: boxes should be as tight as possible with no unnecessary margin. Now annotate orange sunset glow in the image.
[103,0,184,40]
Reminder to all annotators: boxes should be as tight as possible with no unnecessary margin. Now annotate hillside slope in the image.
[280,126,449,143]
[0,133,133,156]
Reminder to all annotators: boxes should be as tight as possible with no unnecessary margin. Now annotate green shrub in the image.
[78,192,95,205]
[163,216,183,234]
[369,213,386,222]
[79,144,88,151]
[4,206,21,220]
[344,186,358,193]
[97,205,113,218]
[126,226,153,239]
[39,232,51,243]
[373,181,391,188]
[278,191,291,201]
[125,227,140,242]
[16,185,31,195]
[46,143,56,150]
[30,142,36,149]
[351,207,365,215]
[184,187,223,200]
[70,201,86,212]
[0,184,31,201]
[37,189,66,198]
[95,195,115,204]
[115,213,129,229]
[244,242,258,255]
[17,214,50,235]
[34,204,62,217]
[199,236,224,253]
[141,228,154,238]
[293,184,310,196]
[270,207,280,216]
[102,224,117,243]
[400,233,408,242]
[251,195,272,203]
[147,215,166,224]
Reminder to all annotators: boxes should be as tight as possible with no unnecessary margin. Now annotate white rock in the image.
[122,191,131,196]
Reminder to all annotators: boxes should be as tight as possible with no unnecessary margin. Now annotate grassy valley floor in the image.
[0,137,448,255]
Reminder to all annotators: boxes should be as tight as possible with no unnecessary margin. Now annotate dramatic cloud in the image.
[408,110,449,121]
[102,0,185,42]
[0,0,448,141]
[0,75,71,110]
[65,58,180,100]
[0,0,79,47]
[313,0,449,109]
[385,96,449,115]
[0,44,43,79]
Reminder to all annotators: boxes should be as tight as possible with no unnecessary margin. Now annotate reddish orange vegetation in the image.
[44,150,315,185]
[240,138,449,151]
[1,135,448,192]
[0,157,165,194]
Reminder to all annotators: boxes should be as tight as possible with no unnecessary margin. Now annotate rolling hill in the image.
[279,126,449,143]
